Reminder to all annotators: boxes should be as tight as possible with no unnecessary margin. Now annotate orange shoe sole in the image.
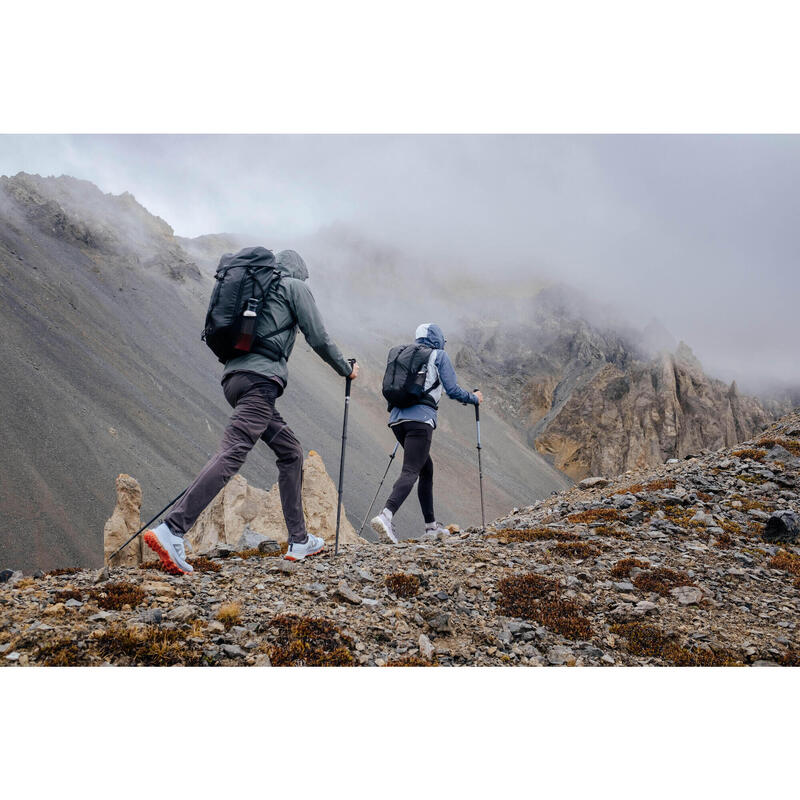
[284,543,325,562]
[143,530,187,575]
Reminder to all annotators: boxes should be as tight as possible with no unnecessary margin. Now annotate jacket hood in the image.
[415,322,446,349]
[275,249,309,281]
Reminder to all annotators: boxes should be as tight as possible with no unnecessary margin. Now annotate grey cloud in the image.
[0,133,797,390]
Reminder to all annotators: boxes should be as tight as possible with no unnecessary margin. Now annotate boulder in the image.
[334,580,362,605]
[670,586,703,605]
[103,474,143,567]
[578,477,609,490]
[418,633,435,661]
[763,511,800,544]
[2,570,23,588]
[186,450,361,555]
[764,445,798,465]
[235,526,272,552]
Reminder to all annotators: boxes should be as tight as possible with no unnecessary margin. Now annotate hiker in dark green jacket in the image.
[144,249,359,573]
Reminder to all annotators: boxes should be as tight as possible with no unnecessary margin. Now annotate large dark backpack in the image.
[382,344,440,411]
[202,246,295,364]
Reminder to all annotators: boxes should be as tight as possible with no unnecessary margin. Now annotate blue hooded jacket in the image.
[388,323,478,429]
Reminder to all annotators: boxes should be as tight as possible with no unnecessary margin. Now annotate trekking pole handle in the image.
[473,388,480,422]
[345,358,356,397]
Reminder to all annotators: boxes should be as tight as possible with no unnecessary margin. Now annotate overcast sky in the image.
[1,134,798,389]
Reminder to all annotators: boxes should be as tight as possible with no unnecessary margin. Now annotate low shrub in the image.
[496,527,579,543]
[610,557,649,578]
[216,602,242,629]
[95,624,208,666]
[633,567,693,596]
[497,573,592,641]
[610,622,738,666]
[567,508,620,524]
[385,573,421,598]
[552,541,600,559]
[267,615,354,666]
[88,582,146,611]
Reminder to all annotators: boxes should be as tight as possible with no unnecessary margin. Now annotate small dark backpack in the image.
[381,344,440,411]
[202,246,295,364]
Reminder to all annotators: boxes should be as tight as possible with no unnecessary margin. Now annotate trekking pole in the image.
[473,388,486,529]
[357,442,399,537]
[334,359,357,556]
[106,488,186,565]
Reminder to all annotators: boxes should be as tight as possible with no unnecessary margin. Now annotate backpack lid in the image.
[218,246,276,271]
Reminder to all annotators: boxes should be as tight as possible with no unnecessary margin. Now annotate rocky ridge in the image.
[2,411,798,667]
[455,286,783,480]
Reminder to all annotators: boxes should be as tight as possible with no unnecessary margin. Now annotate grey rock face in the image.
[459,297,782,481]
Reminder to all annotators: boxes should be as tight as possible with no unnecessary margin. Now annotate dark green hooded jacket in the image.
[222,249,351,383]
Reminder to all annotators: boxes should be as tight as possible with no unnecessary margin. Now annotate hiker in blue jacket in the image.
[371,323,482,543]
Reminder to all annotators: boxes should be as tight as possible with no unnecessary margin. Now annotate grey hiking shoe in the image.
[143,523,194,575]
[284,533,325,561]
[371,511,398,544]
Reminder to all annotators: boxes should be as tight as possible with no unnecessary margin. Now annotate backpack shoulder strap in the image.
[424,348,441,394]
[250,269,298,360]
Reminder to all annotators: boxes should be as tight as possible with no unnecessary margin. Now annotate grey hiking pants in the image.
[164,371,307,543]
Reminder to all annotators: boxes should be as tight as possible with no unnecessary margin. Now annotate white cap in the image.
[415,323,432,340]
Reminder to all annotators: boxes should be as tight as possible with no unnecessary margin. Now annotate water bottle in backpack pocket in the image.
[234,298,259,352]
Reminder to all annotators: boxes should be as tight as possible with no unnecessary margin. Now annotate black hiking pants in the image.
[385,421,435,524]
[164,371,307,543]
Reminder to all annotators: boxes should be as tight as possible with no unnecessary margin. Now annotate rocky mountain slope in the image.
[0,173,570,572]
[2,410,798,667]
[455,286,783,480]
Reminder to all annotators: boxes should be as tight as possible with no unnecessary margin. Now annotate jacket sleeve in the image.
[288,280,352,377]
[436,351,478,404]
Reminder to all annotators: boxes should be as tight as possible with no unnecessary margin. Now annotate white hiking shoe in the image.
[143,523,194,575]
[420,521,449,541]
[284,533,325,561]
[425,521,450,536]
[371,511,398,544]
